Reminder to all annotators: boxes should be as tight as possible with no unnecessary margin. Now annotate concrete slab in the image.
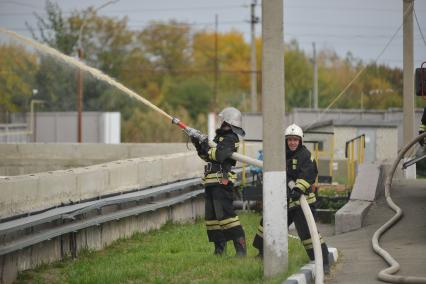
[350,162,380,201]
[0,175,39,218]
[335,200,372,234]
[75,167,109,200]
[107,160,139,194]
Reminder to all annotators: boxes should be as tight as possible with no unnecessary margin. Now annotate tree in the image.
[137,21,192,76]
[27,0,78,55]
[0,44,38,118]
[284,40,312,110]
[165,77,212,120]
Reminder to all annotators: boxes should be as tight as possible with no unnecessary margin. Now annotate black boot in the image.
[214,241,226,255]
[256,248,263,258]
[321,243,331,275]
[233,237,247,257]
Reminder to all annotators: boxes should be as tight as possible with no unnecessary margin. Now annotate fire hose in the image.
[172,120,324,284]
[0,27,324,283]
[372,132,426,283]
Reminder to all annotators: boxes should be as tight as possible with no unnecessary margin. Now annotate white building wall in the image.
[34,112,120,143]
[376,128,398,161]
[333,127,358,160]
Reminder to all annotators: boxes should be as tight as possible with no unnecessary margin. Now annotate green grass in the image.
[16,212,309,284]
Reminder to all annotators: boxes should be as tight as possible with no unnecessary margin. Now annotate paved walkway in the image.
[325,179,426,284]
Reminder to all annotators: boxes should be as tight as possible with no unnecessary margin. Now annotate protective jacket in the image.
[253,143,329,268]
[420,107,426,133]
[193,128,239,185]
[286,144,318,209]
[193,128,246,253]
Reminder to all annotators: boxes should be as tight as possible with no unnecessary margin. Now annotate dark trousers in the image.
[253,206,329,266]
[205,184,245,242]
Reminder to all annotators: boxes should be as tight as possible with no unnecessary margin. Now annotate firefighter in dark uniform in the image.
[191,107,247,256]
[252,124,330,271]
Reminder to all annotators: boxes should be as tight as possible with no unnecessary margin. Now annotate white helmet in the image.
[217,107,245,136]
[285,124,303,140]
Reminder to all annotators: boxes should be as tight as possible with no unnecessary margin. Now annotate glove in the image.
[288,180,296,190]
[419,125,425,147]
[289,187,304,200]
[185,127,207,143]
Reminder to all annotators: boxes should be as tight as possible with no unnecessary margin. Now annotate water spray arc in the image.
[0,28,261,167]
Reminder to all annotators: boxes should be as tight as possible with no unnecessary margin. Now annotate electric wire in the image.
[305,1,414,131]
[414,9,426,48]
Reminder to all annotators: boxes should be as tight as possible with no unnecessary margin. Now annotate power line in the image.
[305,1,414,130]
[1,0,42,10]
[0,5,245,16]
[414,8,426,48]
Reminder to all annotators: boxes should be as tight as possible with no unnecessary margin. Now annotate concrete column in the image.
[312,42,318,110]
[403,0,415,178]
[262,0,288,277]
[250,0,259,113]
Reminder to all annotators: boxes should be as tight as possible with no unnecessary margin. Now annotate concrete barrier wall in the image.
[0,142,262,219]
[334,160,404,234]
[0,152,204,219]
[0,142,262,176]
[0,143,193,176]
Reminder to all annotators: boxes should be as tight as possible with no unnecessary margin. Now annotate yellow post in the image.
[314,142,319,187]
[358,136,362,166]
[329,135,334,179]
[351,141,355,186]
[347,142,351,187]
[361,135,365,163]
[242,140,246,187]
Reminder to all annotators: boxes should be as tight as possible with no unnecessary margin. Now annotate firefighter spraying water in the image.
[0,28,325,279]
[190,107,247,256]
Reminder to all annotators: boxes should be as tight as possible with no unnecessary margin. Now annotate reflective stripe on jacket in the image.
[200,129,239,185]
[287,144,318,208]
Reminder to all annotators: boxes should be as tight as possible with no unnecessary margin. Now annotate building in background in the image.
[0,112,120,144]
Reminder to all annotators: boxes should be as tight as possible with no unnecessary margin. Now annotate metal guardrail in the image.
[0,178,202,235]
[0,168,248,256]
[0,190,203,256]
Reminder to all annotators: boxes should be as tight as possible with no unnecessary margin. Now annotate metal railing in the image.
[345,134,365,187]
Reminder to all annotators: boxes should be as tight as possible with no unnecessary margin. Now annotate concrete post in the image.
[403,0,415,178]
[250,0,259,113]
[262,0,288,277]
[312,42,318,110]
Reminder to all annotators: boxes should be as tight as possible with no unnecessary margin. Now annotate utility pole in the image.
[403,0,415,177]
[262,0,287,277]
[208,15,219,141]
[214,14,219,110]
[250,0,259,113]
[312,42,318,109]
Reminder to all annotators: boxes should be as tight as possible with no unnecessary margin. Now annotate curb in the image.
[283,247,338,284]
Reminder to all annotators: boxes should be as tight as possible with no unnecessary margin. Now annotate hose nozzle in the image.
[171,117,187,129]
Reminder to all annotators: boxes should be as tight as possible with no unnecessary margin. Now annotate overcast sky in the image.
[1,0,425,68]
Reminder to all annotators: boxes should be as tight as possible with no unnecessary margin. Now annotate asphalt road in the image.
[325,179,426,284]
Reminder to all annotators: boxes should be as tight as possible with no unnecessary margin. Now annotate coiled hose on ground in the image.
[372,132,426,284]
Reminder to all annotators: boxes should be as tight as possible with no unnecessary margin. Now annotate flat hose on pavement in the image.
[372,132,426,283]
